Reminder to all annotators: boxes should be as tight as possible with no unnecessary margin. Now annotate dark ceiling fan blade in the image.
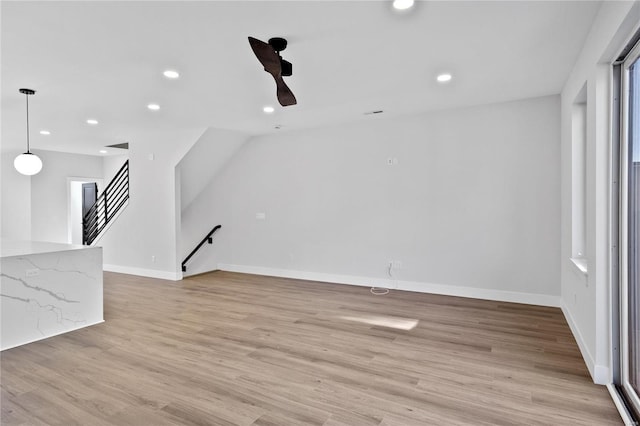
[274,76,297,106]
[249,36,297,107]
[248,36,281,77]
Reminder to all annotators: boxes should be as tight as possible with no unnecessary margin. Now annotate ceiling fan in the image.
[248,36,297,107]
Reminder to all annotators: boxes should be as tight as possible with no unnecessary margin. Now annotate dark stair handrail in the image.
[182,225,222,272]
[83,160,129,245]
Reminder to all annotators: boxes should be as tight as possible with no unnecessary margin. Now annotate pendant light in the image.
[14,88,42,176]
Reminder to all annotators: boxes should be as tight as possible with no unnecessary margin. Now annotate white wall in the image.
[103,153,128,185]
[560,1,640,384]
[99,126,204,280]
[31,150,103,243]
[69,181,84,244]
[179,127,249,212]
[0,149,32,241]
[182,95,561,306]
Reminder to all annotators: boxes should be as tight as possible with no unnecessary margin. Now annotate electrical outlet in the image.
[256,212,266,220]
[151,255,156,263]
[25,268,39,277]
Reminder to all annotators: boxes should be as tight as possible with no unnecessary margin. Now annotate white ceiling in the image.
[1,1,601,156]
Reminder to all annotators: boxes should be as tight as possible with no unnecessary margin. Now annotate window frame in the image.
[619,38,640,417]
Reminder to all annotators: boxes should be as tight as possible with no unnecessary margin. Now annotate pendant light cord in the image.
[25,92,30,153]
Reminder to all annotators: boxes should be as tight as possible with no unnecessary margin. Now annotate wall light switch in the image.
[148,153,155,161]
[256,212,266,220]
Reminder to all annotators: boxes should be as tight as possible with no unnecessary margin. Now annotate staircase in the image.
[83,160,129,245]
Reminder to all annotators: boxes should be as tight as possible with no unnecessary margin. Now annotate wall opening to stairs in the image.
[67,177,103,245]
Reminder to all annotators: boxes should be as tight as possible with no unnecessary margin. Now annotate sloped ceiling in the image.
[1,1,601,155]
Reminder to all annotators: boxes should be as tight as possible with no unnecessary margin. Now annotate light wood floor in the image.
[1,271,621,425]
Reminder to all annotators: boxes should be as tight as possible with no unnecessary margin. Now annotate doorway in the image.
[618,36,640,419]
[67,178,103,245]
[82,183,98,244]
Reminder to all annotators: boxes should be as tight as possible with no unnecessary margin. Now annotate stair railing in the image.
[182,225,222,272]
[83,160,129,245]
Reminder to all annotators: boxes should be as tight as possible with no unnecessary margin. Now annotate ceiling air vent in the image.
[106,142,129,150]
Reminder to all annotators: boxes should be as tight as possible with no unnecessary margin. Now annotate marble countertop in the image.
[0,239,93,258]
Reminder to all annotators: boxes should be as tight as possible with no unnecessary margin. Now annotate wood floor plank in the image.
[1,270,622,425]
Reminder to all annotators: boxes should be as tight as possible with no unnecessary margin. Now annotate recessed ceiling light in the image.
[393,0,414,10]
[40,130,51,135]
[86,119,98,125]
[163,70,180,79]
[147,103,160,111]
[437,73,453,83]
[263,106,275,114]
[99,150,107,154]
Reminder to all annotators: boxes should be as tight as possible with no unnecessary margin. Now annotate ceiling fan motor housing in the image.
[281,59,292,77]
[268,37,288,52]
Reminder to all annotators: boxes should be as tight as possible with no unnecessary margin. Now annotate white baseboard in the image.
[593,365,611,385]
[103,264,182,281]
[560,301,610,384]
[217,263,561,307]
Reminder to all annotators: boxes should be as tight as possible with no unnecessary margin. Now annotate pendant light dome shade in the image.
[14,88,42,176]
[14,152,43,176]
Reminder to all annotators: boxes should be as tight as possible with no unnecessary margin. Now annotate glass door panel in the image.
[630,58,640,396]
[623,47,640,416]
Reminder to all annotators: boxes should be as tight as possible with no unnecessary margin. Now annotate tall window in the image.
[571,85,588,273]
[620,39,640,419]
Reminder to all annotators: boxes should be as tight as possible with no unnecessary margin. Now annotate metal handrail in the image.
[181,225,222,272]
[83,161,128,222]
[83,160,129,245]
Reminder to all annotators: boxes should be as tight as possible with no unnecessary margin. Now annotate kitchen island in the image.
[0,240,103,350]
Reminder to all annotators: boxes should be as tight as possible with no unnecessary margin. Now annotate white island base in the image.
[0,240,103,351]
